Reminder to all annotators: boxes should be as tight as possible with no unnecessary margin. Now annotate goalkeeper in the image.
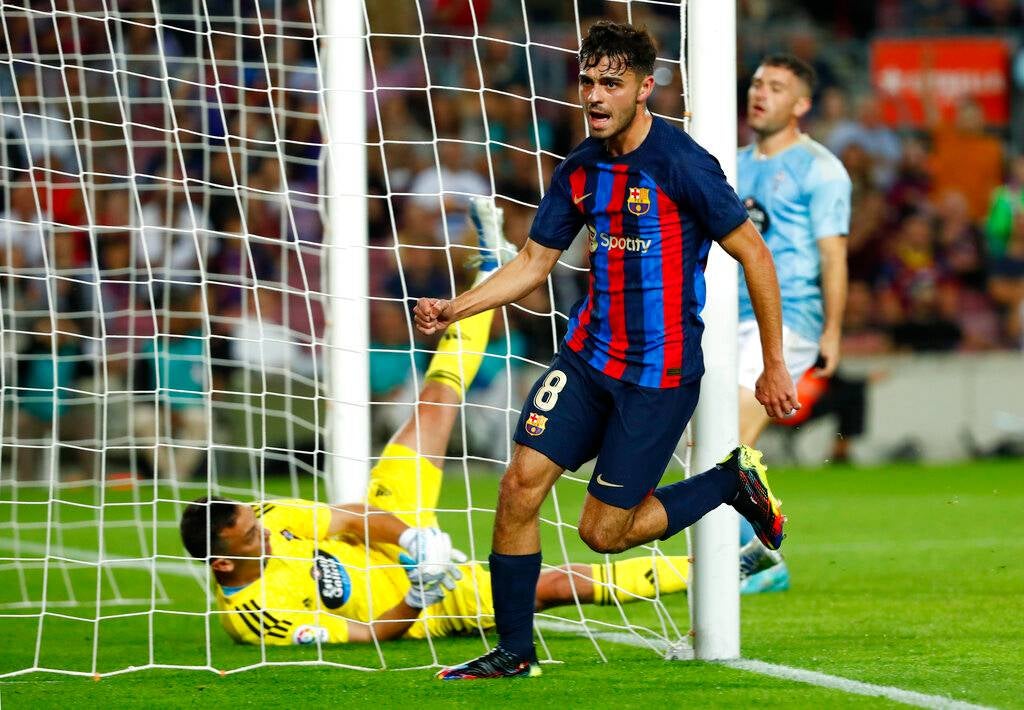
[178,200,760,647]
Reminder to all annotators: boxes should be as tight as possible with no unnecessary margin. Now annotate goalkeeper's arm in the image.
[328,504,466,585]
[241,582,447,645]
[346,599,421,642]
[347,579,448,642]
[328,503,407,546]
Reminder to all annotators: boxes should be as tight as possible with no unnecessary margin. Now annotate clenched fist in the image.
[413,297,454,335]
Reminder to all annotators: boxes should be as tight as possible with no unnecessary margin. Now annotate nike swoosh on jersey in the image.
[595,473,624,488]
[573,192,592,205]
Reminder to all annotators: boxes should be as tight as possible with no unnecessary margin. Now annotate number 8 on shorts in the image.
[533,370,567,412]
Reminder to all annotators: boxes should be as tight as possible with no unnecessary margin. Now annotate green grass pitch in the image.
[1,459,1021,708]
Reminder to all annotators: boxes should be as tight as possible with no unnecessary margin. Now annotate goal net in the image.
[0,0,700,677]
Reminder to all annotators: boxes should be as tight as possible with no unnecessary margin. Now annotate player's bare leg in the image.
[576,494,669,554]
[534,564,595,609]
[534,557,689,611]
[436,445,562,680]
[492,444,565,555]
[577,444,786,556]
[739,385,772,446]
[388,381,461,470]
[372,196,512,523]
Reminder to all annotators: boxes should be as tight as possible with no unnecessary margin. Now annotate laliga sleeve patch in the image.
[292,624,330,645]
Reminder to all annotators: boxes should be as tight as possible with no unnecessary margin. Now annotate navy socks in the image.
[489,551,542,659]
[652,464,739,540]
[487,465,739,657]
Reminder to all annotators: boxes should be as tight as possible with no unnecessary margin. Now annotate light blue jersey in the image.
[737,135,851,342]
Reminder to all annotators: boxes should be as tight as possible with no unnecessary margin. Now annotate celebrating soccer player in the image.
[735,55,852,592]
[178,198,736,648]
[414,23,799,679]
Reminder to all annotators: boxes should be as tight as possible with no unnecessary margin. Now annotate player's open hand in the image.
[398,527,468,587]
[414,297,454,336]
[755,363,801,420]
[403,577,453,610]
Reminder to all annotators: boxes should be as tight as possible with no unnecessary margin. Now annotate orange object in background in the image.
[871,37,1011,128]
[929,119,1004,220]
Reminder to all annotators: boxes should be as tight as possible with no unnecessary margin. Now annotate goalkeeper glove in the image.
[397,527,468,586]
[403,573,456,610]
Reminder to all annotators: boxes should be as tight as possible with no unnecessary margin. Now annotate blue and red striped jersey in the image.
[530,117,748,388]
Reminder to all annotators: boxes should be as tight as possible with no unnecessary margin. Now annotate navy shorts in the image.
[513,348,701,509]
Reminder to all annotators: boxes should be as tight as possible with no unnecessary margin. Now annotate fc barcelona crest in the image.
[525,412,548,436]
[627,187,651,216]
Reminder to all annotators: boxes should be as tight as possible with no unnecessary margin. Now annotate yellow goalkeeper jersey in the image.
[216,498,410,646]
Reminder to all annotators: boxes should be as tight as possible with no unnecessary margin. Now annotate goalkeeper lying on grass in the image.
[178,198,780,647]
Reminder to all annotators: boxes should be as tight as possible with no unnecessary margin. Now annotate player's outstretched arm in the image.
[413,238,561,335]
[346,602,420,642]
[329,503,466,585]
[719,219,800,419]
[328,503,407,545]
[346,581,451,642]
[815,235,847,378]
[226,586,448,645]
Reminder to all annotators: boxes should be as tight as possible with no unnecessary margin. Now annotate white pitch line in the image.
[538,620,991,710]
[724,659,992,710]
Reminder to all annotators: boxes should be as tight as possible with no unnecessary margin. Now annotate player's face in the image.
[578,56,651,140]
[217,505,273,561]
[747,65,810,137]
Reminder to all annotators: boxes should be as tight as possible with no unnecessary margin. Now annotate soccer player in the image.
[178,199,699,648]
[736,55,852,592]
[738,54,851,447]
[414,22,799,679]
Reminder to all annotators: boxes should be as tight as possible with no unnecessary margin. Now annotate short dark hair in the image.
[760,53,817,94]
[180,496,240,560]
[579,21,657,78]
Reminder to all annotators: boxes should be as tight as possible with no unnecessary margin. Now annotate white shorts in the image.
[737,320,819,392]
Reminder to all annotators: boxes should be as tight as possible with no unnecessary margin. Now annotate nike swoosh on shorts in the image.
[595,473,624,488]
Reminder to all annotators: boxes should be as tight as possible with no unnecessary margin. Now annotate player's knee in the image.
[577,521,628,554]
[497,467,547,513]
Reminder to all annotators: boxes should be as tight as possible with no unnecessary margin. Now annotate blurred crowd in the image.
[364,0,1024,364]
[739,0,1024,354]
[0,1,326,480]
[2,0,1024,478]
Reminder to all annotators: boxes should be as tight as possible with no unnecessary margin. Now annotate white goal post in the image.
[322,0,369,505]
[686,0,741,662]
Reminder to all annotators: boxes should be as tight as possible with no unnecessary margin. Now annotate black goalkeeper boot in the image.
[436,646,541,680]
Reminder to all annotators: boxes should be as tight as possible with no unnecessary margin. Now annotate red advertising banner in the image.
[871,37,1011,127]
